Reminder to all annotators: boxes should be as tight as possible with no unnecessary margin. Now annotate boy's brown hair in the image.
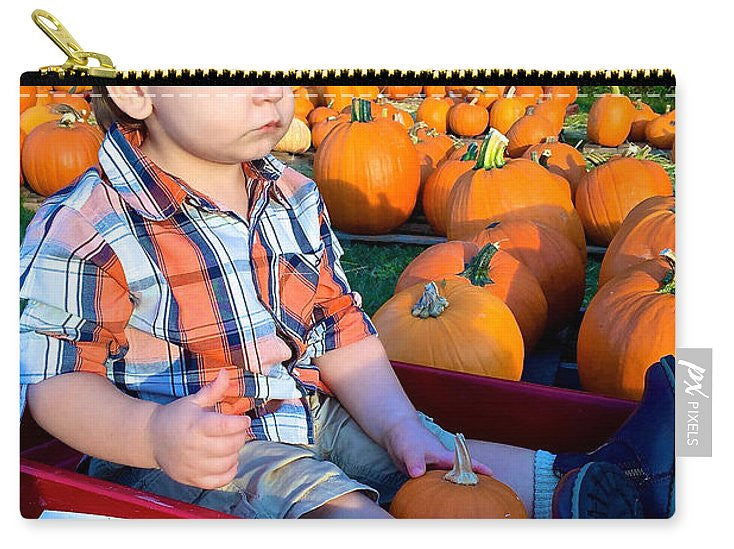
[91,86,146,133]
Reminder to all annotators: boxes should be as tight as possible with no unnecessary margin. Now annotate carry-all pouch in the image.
[19,9,675,519]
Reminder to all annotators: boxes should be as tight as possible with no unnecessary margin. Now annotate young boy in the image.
[20,85,673,519]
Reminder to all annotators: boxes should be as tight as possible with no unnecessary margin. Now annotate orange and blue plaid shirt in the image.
[20,123,377,444]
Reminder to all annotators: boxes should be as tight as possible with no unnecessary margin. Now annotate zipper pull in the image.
[32,9,117,78]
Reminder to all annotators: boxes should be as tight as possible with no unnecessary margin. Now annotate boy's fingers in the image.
[189,369,231,409]
[202,431,251,457]
[471,459,494,477]
[197,410,251,437]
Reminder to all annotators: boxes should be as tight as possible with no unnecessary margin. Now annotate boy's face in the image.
[120,86,294,162]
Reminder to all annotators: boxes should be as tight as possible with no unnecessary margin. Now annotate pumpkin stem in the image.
[610,86,622,95]
[505,86,516,99]
[658,248,676,295]
[459,242,499,287]
[351,98,373,124]
[585,151,609,167]
[408,121,430,144]
[327,99,334,109]
[474,129,508,171]
[460,142,479,162]
[443,434,479,486]
[544,136,558,144]
[526,105,536,116]
[411,281,450,319]
[57,111,78,128]
[468,96,479,106]
[664,104,671,114]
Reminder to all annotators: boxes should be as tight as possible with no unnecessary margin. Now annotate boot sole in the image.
[569,463,644,518]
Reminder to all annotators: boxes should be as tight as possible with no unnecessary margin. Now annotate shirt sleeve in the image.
[307,192,378,358]
[20,204,132,418]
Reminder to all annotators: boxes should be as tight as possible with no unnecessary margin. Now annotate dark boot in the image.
[552,462,643,518]
[553,355,675,518]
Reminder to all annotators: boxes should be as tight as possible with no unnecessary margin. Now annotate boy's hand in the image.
[146,369,251,490]
[383,416,494,479]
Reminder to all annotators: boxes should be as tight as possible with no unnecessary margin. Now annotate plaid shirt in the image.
[20,123,377,444]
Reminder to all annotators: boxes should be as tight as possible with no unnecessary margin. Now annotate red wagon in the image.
[20,361,636,519]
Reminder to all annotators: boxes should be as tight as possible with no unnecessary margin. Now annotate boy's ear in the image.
[105,86,153,122]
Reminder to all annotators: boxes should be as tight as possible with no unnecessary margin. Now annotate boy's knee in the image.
[300,491,392,519]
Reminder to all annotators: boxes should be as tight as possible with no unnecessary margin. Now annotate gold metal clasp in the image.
[32,9,117,78]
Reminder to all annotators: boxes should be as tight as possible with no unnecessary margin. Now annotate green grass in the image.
[576,85,674,114]
[340,240,424,317]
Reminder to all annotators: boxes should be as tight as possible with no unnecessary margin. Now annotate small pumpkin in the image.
[522,137,587,201]
[575,155,673,246]
[22,111,104,197]
[390,433,527,519]
[19,103,67,135]
[423,85,447,98]
[372,279,524,380]
[628,100,657,142]
[447,98,489,137]
[505,108,557,158]
[598,196,675,288]
[645,107,675,149]
[322,86,358,112]
[488,87,531,135]
[513,86,544,103]
[313,99,420,234]
[416,96,453,134]
[20,86,37,114]
[471,219,585,333]
[293,97,315,122]
[467,85,502,109]
[577,250,675,400]
[543,86,578,106]
[385,86,422,99]
[411,126,457,191]
[47,90,92,116]
[587,86,634,147]
[307,101,338,126]
[310,114,349,149]
[273,116,311,154]
[446,85,475,98]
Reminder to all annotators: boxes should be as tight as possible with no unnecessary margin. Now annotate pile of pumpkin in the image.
[298,88,675,403]
[20,85,103,196]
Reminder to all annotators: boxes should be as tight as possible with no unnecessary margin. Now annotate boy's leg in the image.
[464,439,536,516]
[301,492,392,519]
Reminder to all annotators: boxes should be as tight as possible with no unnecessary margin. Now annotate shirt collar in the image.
[98,123,290,221]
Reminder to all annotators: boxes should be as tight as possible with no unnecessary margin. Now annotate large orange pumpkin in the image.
[577,250,675,400]
[575,156,674,246]
[488,87,532,135]
[390,433,527,519]
[313,99,420,234]
[446,99,489,137]
[21,112,104,197]
[372,278,524,380]
[395,240,548,352]
[505,109,557,158]
[645,108,675,149]
[415,96,453,134]
[522,137,587,201]
[598,196,675,288]
[471,219,585,333]
[422,143,478,235]
[628,100,657,142]
[587,86,634,146]
[446,129,586,258]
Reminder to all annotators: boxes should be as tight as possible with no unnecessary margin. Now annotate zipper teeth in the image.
[21,68,676,85]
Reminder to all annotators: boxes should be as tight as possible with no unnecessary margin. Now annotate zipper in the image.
[24,9,675,87]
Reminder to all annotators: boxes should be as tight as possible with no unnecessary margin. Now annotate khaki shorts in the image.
[87,394,456,518]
